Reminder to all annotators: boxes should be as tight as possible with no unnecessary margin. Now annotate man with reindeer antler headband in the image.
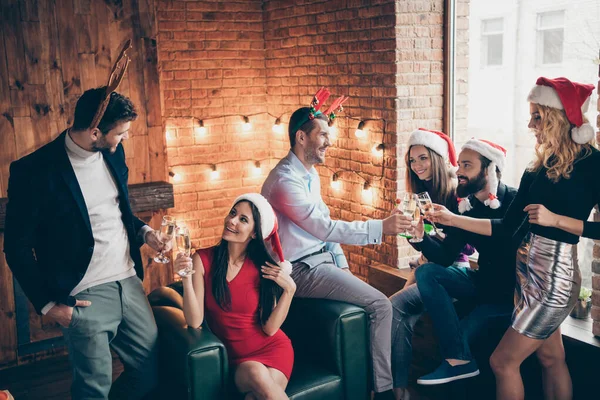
[4,41,164,399]
[262,89,412,399]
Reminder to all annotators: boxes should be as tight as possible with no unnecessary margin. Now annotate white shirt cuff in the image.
[41,301,56,315]
[367,220,383,244]
[138,225,153,244]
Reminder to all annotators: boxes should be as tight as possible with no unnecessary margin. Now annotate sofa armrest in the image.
[150,286,228,400]
[282,298,369,400]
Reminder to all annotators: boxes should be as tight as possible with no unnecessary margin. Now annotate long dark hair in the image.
[405,145,456,206]
[211,200,283,325]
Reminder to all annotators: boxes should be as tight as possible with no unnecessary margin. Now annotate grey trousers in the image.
[291,252,393,392]
[61,275,159,400]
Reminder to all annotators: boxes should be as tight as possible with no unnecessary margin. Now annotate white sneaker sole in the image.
[417,370,480,385]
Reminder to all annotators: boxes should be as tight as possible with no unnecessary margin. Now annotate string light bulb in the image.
[210,164,219,180]
[372,143,384,156]
[165,128,175,140]
[362,181,373,201]
[331,173,341,190]
[195,120,206,136]
[355,121,366,138]
[169,171,182,183]
[252,161,262,176]
[328,119,337,140]
[242,116,252,132]
[272,118,284,134]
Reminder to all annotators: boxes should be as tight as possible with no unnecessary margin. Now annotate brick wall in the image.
[156,0,273,248]
[156,0,448,279]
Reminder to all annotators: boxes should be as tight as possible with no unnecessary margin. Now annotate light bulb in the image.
[372,143,384,156]
[242,116,252,132]
[172,173,182,182]
[362,181,373,201]
[272,118,283,134]
[210,165,219,180]
[165,129,175,140]
[355,121,366,138]
[331,180,341,190]
[252,161,262,176]
[329,125,337,139]
[195,120,206,136]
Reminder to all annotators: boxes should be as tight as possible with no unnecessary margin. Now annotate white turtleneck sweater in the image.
[41,133,137,314]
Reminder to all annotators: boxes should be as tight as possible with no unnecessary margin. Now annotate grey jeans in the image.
[61,275,158,400]
[291,252,393,392]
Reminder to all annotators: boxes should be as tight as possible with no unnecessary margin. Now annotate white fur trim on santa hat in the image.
[233,193,276,239]
[458,197,473,214]
[571,123,595,144]
[483,163,501,209]
[408,129,448,161]
[527,85,564,110]
[461,139,506,172]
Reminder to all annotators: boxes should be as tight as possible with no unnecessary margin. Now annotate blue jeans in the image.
[390,264,512,388]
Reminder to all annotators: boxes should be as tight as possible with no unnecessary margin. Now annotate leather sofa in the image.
[148,282,370,399]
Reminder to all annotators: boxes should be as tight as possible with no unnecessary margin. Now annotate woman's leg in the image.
[234,361,288,400]
[489,327,544,400]
[267,367,289,395]
[536,327,572,400]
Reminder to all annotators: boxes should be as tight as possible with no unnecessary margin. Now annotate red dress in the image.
[198,247,294,380]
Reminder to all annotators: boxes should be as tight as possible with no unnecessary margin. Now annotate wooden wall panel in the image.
[0,0,168,370]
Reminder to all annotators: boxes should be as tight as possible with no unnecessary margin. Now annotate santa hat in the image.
[232,193,292,274]
[408,128,458,167]
[459,139,507,212]
[527,77,595,144]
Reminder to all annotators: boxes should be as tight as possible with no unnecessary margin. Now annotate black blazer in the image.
[3,131,146,313]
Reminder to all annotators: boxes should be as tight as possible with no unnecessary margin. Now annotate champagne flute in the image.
[398,192,417,239]
[175,225,194,277]
[409,205,423,243]
[416,192,442,236]
[154,216,176,263]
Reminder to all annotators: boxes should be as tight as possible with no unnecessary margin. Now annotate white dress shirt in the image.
[261,151,383,267]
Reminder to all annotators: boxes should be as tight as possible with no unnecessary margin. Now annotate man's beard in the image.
[456,168,487,198]
[92,137,116,153]
[305,146,324,164]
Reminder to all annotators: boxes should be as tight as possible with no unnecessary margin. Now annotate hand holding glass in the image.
[409,206,423,243]
[416,192,443,236]
[175,225,194,277]
[398,193,417,239]
[154,216,176,263]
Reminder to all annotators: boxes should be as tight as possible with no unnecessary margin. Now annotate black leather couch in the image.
[148,282,370,400]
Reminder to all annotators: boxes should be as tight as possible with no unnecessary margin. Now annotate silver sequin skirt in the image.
[512,233,581,340]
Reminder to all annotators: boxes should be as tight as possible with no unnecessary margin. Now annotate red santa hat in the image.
[527,77,595,144]
[408,128,458,167]
[459,139,507,212]
[232,193,292,274]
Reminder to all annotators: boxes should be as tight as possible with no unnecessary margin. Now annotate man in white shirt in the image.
[4,88,167,400]
[262,107,411,399]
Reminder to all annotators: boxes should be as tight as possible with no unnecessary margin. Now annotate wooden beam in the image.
[0,181,174,231]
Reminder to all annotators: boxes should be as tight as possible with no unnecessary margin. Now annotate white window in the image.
[481,18,504,67]
[536,10,565,65]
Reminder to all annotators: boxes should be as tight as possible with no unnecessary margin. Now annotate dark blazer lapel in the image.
[55,131,93,235]
[102,146,129,203]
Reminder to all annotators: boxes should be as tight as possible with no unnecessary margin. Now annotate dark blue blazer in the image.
[3,131,146,313]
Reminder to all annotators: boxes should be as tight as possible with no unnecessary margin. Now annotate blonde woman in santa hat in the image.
[175,193,295,400]
[429,76,600,400]
[403,128,474,281]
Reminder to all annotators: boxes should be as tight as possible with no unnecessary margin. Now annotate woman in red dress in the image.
[175,193,296,400]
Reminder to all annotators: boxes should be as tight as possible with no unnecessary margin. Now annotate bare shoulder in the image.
[192,252,205,275]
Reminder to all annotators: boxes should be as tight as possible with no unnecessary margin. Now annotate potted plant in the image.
[570,287,592,319]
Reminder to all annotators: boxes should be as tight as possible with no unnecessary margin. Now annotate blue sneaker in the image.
[417,360,480,385]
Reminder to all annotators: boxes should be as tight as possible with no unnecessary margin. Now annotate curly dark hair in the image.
[72,87,138,134]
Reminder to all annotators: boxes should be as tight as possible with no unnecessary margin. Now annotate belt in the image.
[291,247,327,264]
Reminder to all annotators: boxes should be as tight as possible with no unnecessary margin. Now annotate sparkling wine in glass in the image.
[409,206,423,243]
[175,225,194,277]
[416,192,442,236]
[398,192,417,238]
[154,216,176,263]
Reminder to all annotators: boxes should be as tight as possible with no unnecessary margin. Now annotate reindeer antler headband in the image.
[290,87,349,134]
[89,39,132,130]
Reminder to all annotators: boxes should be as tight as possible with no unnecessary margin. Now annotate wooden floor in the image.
[0,354,123,400]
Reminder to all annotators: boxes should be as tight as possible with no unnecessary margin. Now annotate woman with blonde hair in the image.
[429,77,600,400]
